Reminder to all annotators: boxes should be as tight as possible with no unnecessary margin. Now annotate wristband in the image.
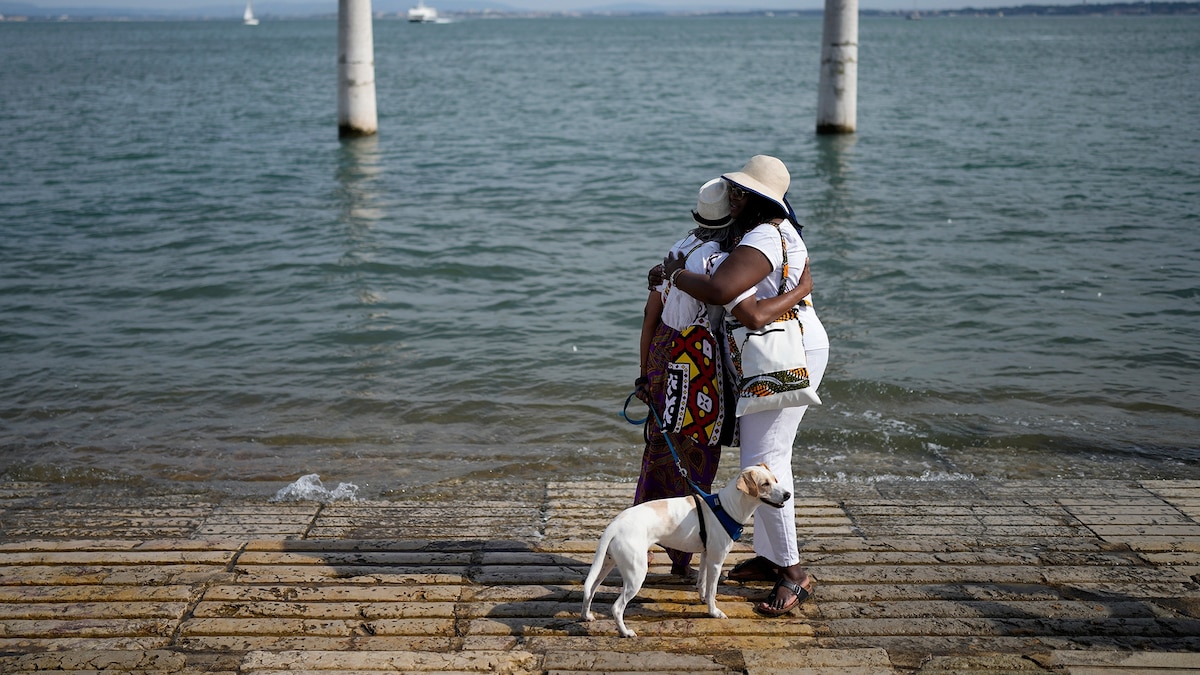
[669,267,684,286]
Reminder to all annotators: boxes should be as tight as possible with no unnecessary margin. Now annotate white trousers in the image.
[739,347,829,568]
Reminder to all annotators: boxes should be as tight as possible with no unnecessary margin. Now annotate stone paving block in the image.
[226,566,468,584]
[0,583,193,602]
[0,636,174,652]
[814,599,1170,621]
[1102,536,1200,553]
[1043,649,1200,670]
[0,549,234,566]
[0,525,201,539]
[503,633,817,654]
[0,564,233,586]
[235,550,473,566]
[854,525,1089,539]
[179,616,456,637]
[913,653,1050,672]
[0,600,189,620]
[801,536,1108,554]
[202,583,463,603]
[201,514,316,525]
[809,564,1047,585]
[192,599,454,620]
[815,583,1068,603]
[807,551,1047,566]
[309,525,542,540]
[243,648,541,673]
[176,635,455,652]
[1040,565,1193,586]
[872,482,989,501]
[469,616,818,638]
[1086,524,1200,538]
[0,648,189,672]
[243,539,439,552]
[1051,581,1200,600]
[0,617,177,639]
[1138,551,1200,575]
[0,537,240,552]
[825,616,1200,640]
[474,569,587,585]
[797,524,859,536]
[543,648,730,672]
[1072,513,1195,527]
[743,646,894,674]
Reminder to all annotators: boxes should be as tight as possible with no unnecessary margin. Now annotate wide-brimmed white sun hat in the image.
[691,177,732,229]
[722,155,791,217]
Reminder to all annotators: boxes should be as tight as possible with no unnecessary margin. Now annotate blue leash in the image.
[621,391,745,542]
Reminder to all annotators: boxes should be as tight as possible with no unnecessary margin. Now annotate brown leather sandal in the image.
[727,556,780,582]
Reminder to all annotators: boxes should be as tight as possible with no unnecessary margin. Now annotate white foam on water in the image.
[270,473,359,503]
[811,470,976,484]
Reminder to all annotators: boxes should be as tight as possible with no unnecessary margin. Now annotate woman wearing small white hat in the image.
[663,155,830,616]
[634,176,813,578]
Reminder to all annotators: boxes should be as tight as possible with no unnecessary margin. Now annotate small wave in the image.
[810,470,976,484]
[270,474,359,503]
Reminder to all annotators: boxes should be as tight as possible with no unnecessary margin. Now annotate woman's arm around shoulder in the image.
[664,244,772,306]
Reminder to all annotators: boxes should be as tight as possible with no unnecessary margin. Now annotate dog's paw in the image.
[619,628,638,638]
[709,607,727,620]
[582,611,595,622]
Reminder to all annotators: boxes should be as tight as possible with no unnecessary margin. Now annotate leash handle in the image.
[620,391,648,425]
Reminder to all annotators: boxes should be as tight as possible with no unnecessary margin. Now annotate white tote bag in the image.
[727,309,821,417]
[725,224,821,417]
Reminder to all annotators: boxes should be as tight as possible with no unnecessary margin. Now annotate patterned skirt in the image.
[633,321,724,571]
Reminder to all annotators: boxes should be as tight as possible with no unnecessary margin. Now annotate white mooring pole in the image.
[338,0,378,138]
[816,0,858,135]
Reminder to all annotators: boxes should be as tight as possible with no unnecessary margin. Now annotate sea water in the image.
[1,15,1197,498]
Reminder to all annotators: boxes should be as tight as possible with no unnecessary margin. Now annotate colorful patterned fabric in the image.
[633,321,722,572]
[661,324,727,448]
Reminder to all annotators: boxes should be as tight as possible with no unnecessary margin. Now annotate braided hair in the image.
[717,192,789,252]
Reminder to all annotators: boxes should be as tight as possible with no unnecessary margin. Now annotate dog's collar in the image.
[693,492,744,545]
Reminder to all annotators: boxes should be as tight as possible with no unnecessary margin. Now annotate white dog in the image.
[580,463,789,637]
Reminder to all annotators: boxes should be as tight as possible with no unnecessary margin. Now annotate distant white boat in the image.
[243,0,259,26]
[407,1,437,23]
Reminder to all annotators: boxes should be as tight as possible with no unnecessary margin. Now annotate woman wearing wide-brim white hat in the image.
[721,154,798,226]
[663,155,830,617]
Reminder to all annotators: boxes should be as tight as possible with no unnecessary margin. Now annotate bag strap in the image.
[771,222,789,296]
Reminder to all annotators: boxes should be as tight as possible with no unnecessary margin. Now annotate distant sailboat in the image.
[243,0,259,26]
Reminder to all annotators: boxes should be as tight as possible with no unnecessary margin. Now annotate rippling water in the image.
[1,16,1197,498]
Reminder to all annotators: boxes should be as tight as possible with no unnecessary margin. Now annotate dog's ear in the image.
[737,471,759,497]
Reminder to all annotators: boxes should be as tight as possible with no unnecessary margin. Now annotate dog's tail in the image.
[581,526,617,601]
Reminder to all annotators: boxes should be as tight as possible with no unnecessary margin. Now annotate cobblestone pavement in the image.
[0,479,1198,673]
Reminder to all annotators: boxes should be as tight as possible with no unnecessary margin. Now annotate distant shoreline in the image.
[2,2,1198,22]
